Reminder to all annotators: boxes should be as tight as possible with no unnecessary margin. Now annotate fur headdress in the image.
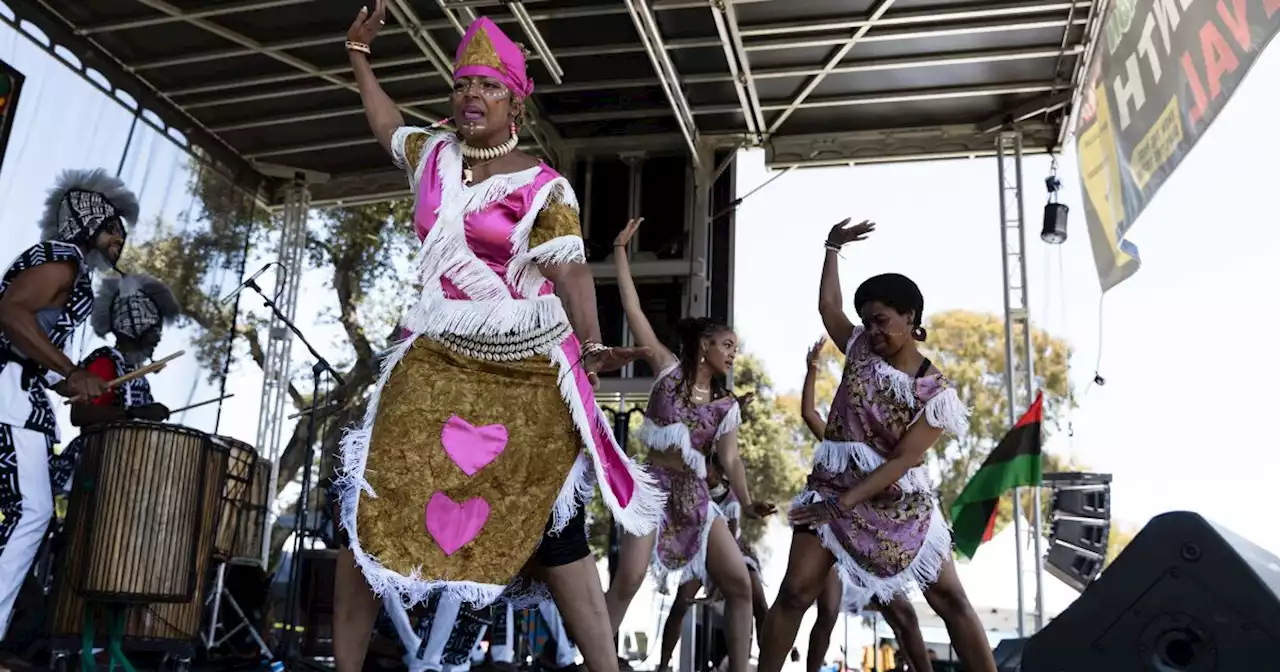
[40,168,141,245]
[91,273,181,340]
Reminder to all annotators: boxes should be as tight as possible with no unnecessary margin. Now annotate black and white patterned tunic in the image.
[77,346,155,408]
[0,242,94,440]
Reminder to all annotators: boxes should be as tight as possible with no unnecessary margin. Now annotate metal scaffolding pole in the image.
[995,129,1044,635]
[255,178,310,566]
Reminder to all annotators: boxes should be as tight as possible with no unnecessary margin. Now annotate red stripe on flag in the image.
[981,499,999,544]
[1013,391,1045,430]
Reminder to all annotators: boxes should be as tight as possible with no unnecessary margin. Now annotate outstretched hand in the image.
[614,217,644,249]
[746,502,777,519]
[348,0,387,45]
[826,218,875,247]
[806,337,827,367]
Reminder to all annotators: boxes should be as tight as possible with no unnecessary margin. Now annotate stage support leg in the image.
[256,176,311,568]
[995,129,1045,635]
[686,144,715,320]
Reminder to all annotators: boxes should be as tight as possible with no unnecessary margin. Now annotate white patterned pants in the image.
[537,599,580,668]
[0,423,54,639]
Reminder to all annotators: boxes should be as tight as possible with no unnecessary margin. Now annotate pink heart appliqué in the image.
[441,415,508,477]
[425,493,490,556]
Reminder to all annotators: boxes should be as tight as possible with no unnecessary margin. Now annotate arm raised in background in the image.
[347,0,405,154]
[801,337,828,440]
[818,219,876,348]
[613,217,678,372]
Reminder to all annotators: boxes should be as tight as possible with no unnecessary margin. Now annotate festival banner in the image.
[1075,0,1280,291]
[0,60,22,177]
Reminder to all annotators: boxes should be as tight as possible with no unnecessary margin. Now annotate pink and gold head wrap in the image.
[453,17,533,99]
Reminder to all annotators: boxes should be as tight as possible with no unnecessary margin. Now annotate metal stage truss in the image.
[2,0,1109,652]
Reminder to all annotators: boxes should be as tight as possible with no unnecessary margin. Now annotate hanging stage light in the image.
[1042,164,1068,244]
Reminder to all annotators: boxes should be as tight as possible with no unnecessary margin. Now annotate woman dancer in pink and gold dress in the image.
[335,5,663,672]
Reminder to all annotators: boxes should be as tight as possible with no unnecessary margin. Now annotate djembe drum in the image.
[232,458,271,566]
[50,421,227,661]
[211,436,257,562]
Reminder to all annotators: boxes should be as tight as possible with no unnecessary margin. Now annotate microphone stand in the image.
[241,278,344,669]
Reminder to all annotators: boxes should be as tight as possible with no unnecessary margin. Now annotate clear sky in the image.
[1,6,1277,588]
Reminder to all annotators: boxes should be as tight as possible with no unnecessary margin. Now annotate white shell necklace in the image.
[461,135,518,161]
[460,135,518,185]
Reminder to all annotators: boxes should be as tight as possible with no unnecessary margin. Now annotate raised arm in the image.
[347,1,405,155]
[819,219,876,348]
[801,338,828,440]
[613,218,677,371]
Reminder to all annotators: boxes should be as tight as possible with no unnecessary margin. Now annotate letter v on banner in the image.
[1073,0,1280,292]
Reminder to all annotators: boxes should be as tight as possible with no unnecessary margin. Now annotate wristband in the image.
[346,40,371,55]
[823,241,842,252]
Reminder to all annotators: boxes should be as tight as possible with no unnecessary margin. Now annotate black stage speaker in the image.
[1043,472,1111,592]
[993,637,1028,671]
[1021,511,1280,671]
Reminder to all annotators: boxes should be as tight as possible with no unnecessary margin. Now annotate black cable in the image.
[214,190,257,434]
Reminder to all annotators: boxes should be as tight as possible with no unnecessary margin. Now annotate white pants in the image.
[538,600,579,668]
[0,424,53,639]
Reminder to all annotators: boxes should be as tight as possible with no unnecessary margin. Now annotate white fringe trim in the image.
[392,126,436,193]
[506,178,584,297]
[714,401,741,441]
[923,386,970,437]
[403,293,569,339]
[792,489,952,612]
[655,504,722,593]
[635,418,707,479]
[812,440,934,494]
[721,500,741,524]
[548,346,664,536]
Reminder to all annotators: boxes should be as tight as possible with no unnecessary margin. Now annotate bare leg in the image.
[875,597,933,672]
[543,555,622,672]
[805,569,841,672]
[921,560,996,672]
[604,530,657,633]
[704,518,753,672]
[333,546,382,672]
[658,581,701,670]
[756,533,835,672]
[748,569,769,637]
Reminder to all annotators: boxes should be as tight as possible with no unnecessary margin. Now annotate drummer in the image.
[0,169,136,646]
[68,273,179,428]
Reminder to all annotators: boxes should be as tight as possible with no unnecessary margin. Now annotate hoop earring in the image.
[911,325,927,342]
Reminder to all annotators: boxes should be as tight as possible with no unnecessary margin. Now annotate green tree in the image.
[124,160,417,558]
[922,310,1075,537]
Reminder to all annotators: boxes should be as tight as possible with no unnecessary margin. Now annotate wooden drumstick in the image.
[63,350,185,404]
[169,393,234,415]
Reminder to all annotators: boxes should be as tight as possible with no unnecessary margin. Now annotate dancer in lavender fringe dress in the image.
[797,338,930,672]
[757,220,997,672]
[655,454,769,672]
[604,217,774,672]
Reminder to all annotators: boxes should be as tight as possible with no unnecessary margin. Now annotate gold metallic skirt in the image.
[355,338,580,586]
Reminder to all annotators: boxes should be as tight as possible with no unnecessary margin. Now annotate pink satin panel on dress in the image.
[559,334,635,508]
[414,153,558,301]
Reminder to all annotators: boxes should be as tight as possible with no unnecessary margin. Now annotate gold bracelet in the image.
[346,40,371,55]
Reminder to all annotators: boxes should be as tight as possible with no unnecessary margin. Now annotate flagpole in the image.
[1012,132,1046,634]
[997,131,1028,640]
